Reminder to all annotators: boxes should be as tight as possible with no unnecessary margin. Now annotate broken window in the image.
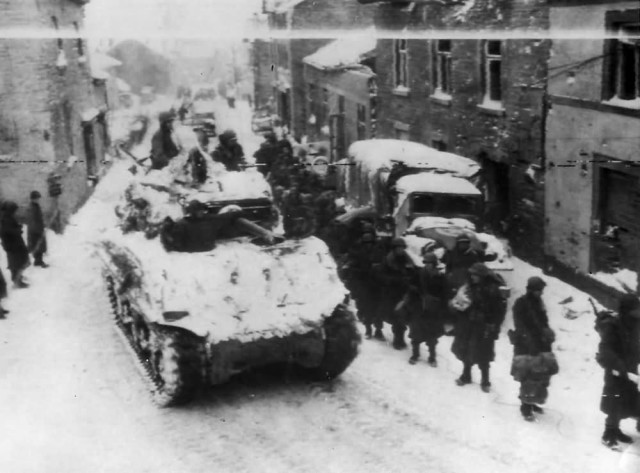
[433,40,452,95]
[394,39,409,89]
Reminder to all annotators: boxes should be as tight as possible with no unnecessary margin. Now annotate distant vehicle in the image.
[184,86,217,137]
[251,108,277,134]
[335,139,484,238]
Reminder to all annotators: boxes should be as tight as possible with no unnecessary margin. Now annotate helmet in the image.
[456,233,471,243]
[30,190,42,199]
[526,276,546,291]
[391,237,407,249]
[468,262,490,277]
[360,232,376,243]
[158,110,176,123]
[422,253,438,265]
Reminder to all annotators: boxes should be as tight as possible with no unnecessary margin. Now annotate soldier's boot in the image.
[520,403,535,422]
[373,328,385,341]
[392,324,407,350]
[409,343,420,365]
[426,342,437,367]
[615,429,633,444]
[602,427,620,450]
[364,324,373,339]
[455,363,472,386]
[480,365,491,393]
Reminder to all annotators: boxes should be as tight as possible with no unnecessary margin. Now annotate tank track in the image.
[104,274,205,406]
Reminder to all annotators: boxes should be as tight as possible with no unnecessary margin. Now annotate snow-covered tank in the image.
[96,155,360,406]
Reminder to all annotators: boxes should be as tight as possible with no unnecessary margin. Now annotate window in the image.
[322,88,329,128]
[433,40,452,95]
[338,95,345,115]
[51,16,62,50]
[357,104,367,140]
[394,39,409,89]
[482,40,502,103]
[73,22,84,57]
[606,24,640,102]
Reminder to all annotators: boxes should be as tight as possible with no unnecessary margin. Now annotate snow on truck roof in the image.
[395,173,482,196]
[348,139,480,179]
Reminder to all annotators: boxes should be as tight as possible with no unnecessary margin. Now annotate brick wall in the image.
[0,0,101,227]
[371,0,549,263]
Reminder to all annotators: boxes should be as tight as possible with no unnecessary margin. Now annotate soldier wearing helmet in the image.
[442,232,487,293]
[373,236,417,349]
[451,262,508,393]
[150,110,181,170]
[212,129,246,171]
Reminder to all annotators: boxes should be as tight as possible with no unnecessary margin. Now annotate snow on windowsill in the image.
[429,89,452,106]
[477,98,505,116]
[392,86,410,97]
[591,269,638,293]
[602,96,640,110]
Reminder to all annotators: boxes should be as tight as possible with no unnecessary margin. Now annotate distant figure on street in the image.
[186,129,210,185]
[212,129,245,172]
[226,83,237,109]
[509,276,557,421]
[596,294,640,450]
[450,262,507,392]
[0,201,30,288]
[27,190,48,268]
[150,110,181,170]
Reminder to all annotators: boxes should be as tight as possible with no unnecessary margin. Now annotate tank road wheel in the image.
[150,329,202,406]
[133,321,151,358]
[312,304,361,380]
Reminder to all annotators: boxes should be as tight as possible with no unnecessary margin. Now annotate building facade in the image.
[544,0,640,294]
[0,0,106,227]
[257,0,373,139]
[363,0,549,262]
[303,36,377,161]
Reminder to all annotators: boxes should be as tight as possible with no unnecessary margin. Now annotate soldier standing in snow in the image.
[27,191,48,268]
[374,237,418,349]
[405,252,448,366]
[596,294,640,450]
[510,276,557,421]
[342,232,385,340]
[451,262,507,392]
[0,201,30,288]
[212,129,245,172]
[150,111,181,170]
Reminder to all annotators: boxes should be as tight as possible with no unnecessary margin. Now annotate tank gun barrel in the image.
[234,217,284,245]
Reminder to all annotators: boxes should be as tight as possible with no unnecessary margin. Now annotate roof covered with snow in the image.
[303,33,376,71]
[395,173,482,196]
[348,139,480,179]
[269,0,306,13]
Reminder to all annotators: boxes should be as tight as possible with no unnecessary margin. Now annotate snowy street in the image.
[0,100,638,473]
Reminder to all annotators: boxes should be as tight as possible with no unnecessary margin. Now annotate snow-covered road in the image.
[0,100,639,473]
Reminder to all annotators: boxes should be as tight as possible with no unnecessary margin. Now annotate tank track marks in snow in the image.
[105,275,204,407]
